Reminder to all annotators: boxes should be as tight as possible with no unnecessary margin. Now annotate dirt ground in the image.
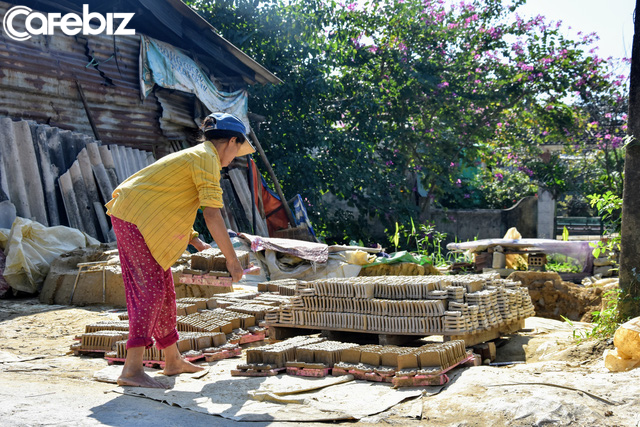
[2,296,640,427]
[507,271,606,322]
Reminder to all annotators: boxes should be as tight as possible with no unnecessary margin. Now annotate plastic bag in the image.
[3,217,100,293]
[343,250,370,266]
[363,251,433,267]
[604,316,640,372]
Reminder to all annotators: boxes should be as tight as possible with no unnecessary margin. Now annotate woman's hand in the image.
[189,237,211,252]
[226,258,244,283]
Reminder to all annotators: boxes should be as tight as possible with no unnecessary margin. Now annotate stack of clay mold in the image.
[211,292,293,322]
[107,330,237,364]
[332,340,470,385]
[177,311,235,334]
[70,330,129,355]
[267,274,535,337]
[233,335,325,376]
[176,306,267,345]
[78,300,260,363]
[84,320,130,333]
[258,278,300,295]
[179,248,251,289]
[190,248,251,272]
[286,340,360,375]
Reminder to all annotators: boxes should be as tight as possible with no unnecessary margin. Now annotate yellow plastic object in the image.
[604,348,640,372]
[503,227,522,240]
[614,317,640,360]
[503,227,527,269]
[344,250,369,265]
[604,317,640,372]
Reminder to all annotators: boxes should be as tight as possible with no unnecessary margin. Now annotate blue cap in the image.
[204,112,255,156]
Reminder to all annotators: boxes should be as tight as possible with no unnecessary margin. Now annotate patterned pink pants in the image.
[111,216,179,350]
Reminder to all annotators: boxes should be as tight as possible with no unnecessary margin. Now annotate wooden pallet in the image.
[70,347,110,357]
[266,324,419,345]
[203,347,242,362]
[331,367,395,383]
[231,366,286,377]
[391,353,475,387]
[446,319,525,346]
[330,352,476,387]
[286,366,331,377]
[228,330,267,345]
[267,319,526,347]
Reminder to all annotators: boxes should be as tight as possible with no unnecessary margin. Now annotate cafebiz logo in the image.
[3,4,135,41]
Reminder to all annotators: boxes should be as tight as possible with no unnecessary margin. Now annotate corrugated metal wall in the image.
[0,1,276,242]
[0,1,170,155]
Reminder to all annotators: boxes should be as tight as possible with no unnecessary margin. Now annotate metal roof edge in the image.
[165,0,283,85]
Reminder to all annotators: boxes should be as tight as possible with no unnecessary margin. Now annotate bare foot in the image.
[163,357,205,376]
[117,371,168,389]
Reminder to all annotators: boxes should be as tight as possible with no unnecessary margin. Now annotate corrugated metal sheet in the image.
[0,0,277,241]
[156,89,198,141]
[0,1,168,154]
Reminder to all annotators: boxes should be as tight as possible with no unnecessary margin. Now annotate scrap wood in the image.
[0,355,46,364]
[254,373,354,397]
[487,382,621,405]
[249,392,307,404]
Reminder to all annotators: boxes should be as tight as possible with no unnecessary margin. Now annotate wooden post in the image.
[249,130,296,227]
[75,80,101,141]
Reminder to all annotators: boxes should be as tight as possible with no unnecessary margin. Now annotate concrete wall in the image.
[537,188,556,239]
[425,196,538,245]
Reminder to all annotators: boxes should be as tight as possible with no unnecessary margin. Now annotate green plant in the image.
[563,288,624,343]
[408,221,448,266]
[387,218,453,267]
[392,222,400,252]
[588,191,622,262]
[546,260,581,273]
[188,0,627,245]
[560,316,588,343]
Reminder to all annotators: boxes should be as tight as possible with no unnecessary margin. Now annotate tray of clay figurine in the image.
[231,363,286,377]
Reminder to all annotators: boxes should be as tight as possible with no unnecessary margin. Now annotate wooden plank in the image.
[221,178,251,233]
[228,168,269,236]
[447,319,525,347]
[269,325,321,341]
[220,191,238,232]
[267,322,440,336]
[219,204,231,230]
[268,319,527,347]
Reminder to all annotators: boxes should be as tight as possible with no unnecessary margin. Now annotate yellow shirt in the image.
[105,141,223,270]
